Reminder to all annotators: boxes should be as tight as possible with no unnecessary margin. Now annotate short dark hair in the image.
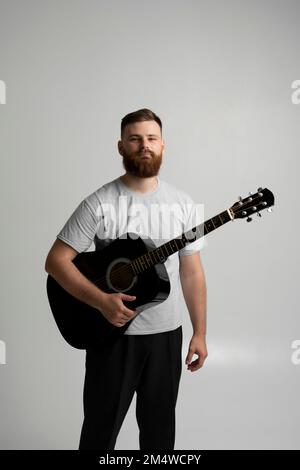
[121,108,162,138]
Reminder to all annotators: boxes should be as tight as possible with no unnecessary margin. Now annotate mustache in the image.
[122,150,162,161]
[125,151,155,160]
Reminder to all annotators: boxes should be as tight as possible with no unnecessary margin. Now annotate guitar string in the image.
[91,230,194,288]
[90,197,268,291]
[91,236,186,287]
[93,197,267,290]
[91,197,267,291]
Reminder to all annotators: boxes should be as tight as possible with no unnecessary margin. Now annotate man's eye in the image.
[129,137,157,141]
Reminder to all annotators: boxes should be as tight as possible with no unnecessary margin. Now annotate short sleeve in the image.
[56,197,101,253]
[178,195,206,256]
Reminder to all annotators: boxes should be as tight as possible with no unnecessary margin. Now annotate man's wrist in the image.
[193,330,206,337]
[94,290,108,310]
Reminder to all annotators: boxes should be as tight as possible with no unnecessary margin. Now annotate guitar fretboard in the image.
[131,209,232,274]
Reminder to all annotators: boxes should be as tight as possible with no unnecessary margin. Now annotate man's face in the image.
[118,120,165,178]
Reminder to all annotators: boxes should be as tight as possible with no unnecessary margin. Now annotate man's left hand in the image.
[185,334,208,372]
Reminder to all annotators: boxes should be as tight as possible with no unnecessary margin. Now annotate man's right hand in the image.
[96,292,137,327]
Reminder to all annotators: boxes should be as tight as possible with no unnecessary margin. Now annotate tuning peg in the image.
[267,207,273,212]
[257,187,263,192]
[249,191,253,195]
[238,196,243,206]
[257,212,262,217]
[246,217,252,222]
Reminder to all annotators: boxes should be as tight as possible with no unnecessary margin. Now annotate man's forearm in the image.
[45,258,107,310]
[180,271,207,336]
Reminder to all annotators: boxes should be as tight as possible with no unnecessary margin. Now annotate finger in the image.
[188,358,199,367]
[199,357,206,367]
[185,352,195,365]
[122,306,137,317]
[122,315,132,322]
[119,293,136,301]
[188,356,206,370]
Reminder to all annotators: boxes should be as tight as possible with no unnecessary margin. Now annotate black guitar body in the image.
[46,187,275,350]
[46,233,170,350]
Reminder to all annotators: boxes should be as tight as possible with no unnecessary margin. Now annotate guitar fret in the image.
[181,233,187,246]
[155,247,160,263]
[172,240,178,252]
[142,254,149,267]
[136,258,143,271]
[213,215,222,228]
[135,259,142,274]
[219,211,229,225]
[156,248,162,261]
[177,237,185,249]
[219,212,226,224]
[153,250,159,263]
[148,252,154,265]
[131,260,138,275]
[204,219,214,232]
[130,210,232,274]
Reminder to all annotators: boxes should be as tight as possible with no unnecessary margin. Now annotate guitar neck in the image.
[131,208,233,274]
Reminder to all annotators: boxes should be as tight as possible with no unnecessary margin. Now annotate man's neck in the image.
[120,173,159,194]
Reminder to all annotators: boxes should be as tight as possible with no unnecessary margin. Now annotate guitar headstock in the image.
[230,187,275,221]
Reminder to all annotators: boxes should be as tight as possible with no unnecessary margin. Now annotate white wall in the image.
[0,0,299,449]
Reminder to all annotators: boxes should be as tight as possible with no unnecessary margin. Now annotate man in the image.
[45,108,208,450]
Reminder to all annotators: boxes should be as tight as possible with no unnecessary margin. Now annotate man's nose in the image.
[140,138,150,148]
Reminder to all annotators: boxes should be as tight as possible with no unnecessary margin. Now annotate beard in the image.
[121,149,163,178]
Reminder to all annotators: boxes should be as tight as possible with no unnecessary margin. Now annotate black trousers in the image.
[79,325,183,450]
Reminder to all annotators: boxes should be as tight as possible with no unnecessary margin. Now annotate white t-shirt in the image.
[56,175,206,335]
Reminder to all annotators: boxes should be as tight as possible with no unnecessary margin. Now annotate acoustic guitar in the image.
[46,187,274,349]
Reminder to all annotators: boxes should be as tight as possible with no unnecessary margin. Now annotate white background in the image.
[0,0,299,449]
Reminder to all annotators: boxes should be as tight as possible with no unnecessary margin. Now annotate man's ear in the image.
[118,140,123,155]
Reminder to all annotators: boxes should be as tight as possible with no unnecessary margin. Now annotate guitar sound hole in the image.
[106,257,137,292]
